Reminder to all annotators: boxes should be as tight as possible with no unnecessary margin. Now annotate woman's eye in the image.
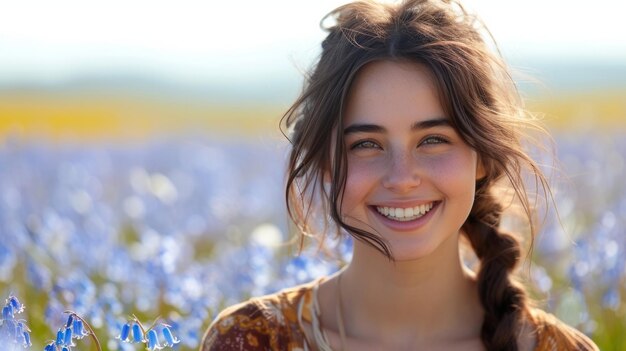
[351,140,381,150]
[420,135,448,146]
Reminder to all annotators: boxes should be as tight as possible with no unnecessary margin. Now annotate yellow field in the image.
[1,89,624,142]
[525,90,626,131]
[0,92,286,142]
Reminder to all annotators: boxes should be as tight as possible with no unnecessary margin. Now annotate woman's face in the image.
[340,60,483,261]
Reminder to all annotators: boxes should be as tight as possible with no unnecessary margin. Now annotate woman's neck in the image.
[320,234,483,348]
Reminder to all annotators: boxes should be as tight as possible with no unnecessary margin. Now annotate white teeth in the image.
[395,208,404,218]
[375,203,434,221]
[405,207,414,217]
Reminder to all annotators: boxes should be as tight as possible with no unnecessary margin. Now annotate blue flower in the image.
[117,323,131,342]
[63,326,74,346]
[132,323,144,343]
[162,326,180,347]
[56,328,65,345]
[146,329,163,350]
[22,329,32,347]
[9,295,24,314]
[65,314,74,328]
[0,294,31,348]
[2,305,13,321]
[72,319,89,339]
[13,321,31,346]
[47,312,98,351]
[118,318,181,350]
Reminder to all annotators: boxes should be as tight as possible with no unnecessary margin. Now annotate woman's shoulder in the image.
[200,279,321,351]
[530,308,599,351]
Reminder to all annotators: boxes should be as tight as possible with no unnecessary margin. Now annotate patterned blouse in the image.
[201,278,598,351]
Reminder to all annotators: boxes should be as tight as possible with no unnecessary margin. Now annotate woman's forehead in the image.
[342,60,446,127]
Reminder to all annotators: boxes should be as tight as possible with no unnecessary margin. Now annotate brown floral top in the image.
[200,279,598,351]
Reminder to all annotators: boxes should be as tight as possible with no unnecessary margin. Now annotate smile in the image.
[375,203,435,222]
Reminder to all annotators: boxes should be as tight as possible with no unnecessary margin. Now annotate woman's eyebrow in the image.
[343,124,384,135]
[411,117,451,130]
[343,117,450,135]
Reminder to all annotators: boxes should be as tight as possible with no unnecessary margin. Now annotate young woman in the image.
[201,0,599,350]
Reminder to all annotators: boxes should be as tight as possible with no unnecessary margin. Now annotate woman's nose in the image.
[381,151,421,192]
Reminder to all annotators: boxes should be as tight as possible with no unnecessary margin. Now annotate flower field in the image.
[0,98,625,350]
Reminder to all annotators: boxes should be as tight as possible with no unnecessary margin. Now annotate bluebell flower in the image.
[0,294,31,349]
[132,323,144,343]
[162,326,180,347]
[2,304,13,321]
[118,317,181,350]
[46,312,101,351]
[146,329,163,350]
[56,329,65,345]
[22,328,32,347]
[65,314,74,328]
[117,323,131,342]
[72,319,89,339]
[14,321,31,346]
[8,296,24,314]
[63,326,74,346]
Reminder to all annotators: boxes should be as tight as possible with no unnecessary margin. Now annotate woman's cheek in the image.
[343,158,380,208]
[422,151,478,190]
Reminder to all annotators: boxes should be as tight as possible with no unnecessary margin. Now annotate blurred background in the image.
[1,0,625,350]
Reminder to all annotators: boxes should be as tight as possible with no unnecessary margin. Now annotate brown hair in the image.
[281,0,550,348]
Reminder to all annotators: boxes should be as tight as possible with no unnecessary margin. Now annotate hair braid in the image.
[463,183,528,350]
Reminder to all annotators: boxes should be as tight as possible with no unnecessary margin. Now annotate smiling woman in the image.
[200,0,599,350]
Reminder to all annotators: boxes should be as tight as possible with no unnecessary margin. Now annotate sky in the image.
[1,0,625,90]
